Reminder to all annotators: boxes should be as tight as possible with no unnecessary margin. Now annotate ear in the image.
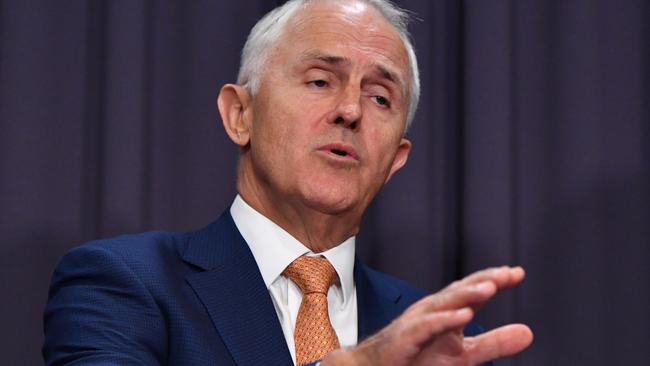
[217,84,253,147]
[385,138,411,183]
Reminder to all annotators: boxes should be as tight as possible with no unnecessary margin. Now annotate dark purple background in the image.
[1,1,648,365]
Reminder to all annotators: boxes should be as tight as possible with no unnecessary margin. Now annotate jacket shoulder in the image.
[75,229,186,261]
[43,230,189,365]
[358,263,426,306]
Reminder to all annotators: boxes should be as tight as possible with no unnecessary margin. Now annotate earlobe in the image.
[385,138,411,183]
[217,84,253,147]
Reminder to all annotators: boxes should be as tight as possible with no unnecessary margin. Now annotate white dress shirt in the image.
[230,195,358,365]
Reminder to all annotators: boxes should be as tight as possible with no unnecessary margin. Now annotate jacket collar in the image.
[354,257,405,340]
[182,211,293,366]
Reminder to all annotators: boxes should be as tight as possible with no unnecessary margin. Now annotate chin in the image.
[300,185,360,216]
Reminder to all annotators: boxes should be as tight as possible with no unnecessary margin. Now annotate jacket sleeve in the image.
[43,244,167,365]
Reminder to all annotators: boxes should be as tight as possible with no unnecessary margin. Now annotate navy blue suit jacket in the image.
[43,211,488,365]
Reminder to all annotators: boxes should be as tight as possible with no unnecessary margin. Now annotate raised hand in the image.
[322,267,533,366]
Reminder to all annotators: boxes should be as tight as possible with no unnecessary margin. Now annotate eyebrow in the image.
[298,51,406,91]
[374,64,402,88]
[299,51,351,66]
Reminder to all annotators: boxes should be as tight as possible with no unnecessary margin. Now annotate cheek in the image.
[253,94,293,142]
[253,105,309,166]
[364,129,401,173]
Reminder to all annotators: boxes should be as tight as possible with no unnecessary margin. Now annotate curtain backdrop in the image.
[1,1,648,365]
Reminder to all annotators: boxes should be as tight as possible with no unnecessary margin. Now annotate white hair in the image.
[236,0,420,131]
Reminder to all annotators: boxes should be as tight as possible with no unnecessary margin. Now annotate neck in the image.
[237,171,361,253]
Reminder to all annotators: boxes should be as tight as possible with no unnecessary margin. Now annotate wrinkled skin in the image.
[219,0,411,252]
[217,1,533,365]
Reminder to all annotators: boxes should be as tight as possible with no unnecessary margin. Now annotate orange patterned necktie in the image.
[283,255,341,365]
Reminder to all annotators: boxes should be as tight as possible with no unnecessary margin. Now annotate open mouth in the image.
[330,148,349,157]
[318,143,359,161]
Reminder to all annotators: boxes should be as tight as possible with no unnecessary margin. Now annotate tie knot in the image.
[283,255,339,294]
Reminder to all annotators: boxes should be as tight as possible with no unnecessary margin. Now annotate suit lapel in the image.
[183,212,293,366]
[354,258,404,340]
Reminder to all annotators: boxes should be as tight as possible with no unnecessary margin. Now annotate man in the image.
[43,0,533,365]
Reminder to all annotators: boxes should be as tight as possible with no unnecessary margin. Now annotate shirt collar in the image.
[230,194,356,304]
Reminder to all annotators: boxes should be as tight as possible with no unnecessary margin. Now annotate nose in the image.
[330,86,362,130]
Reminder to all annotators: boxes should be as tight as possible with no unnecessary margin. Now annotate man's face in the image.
[245,0,412,219]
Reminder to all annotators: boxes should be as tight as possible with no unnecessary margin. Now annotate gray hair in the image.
[236,0,420,131]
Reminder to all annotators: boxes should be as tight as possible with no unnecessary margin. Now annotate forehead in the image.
[272,1,409,78]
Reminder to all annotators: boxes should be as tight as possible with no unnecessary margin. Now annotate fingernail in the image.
[512,266,526,277]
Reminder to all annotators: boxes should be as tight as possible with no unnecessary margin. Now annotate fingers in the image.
[407,266,525,316]
[406,281,497,316]
[349,266,529,366]
[404,308,474,347]
[464,324,534,364]
[346,308,475,366]
[447,266,525,293]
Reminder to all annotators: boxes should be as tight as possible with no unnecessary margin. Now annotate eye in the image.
[309,80,328,88]
[372,95,390,107]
